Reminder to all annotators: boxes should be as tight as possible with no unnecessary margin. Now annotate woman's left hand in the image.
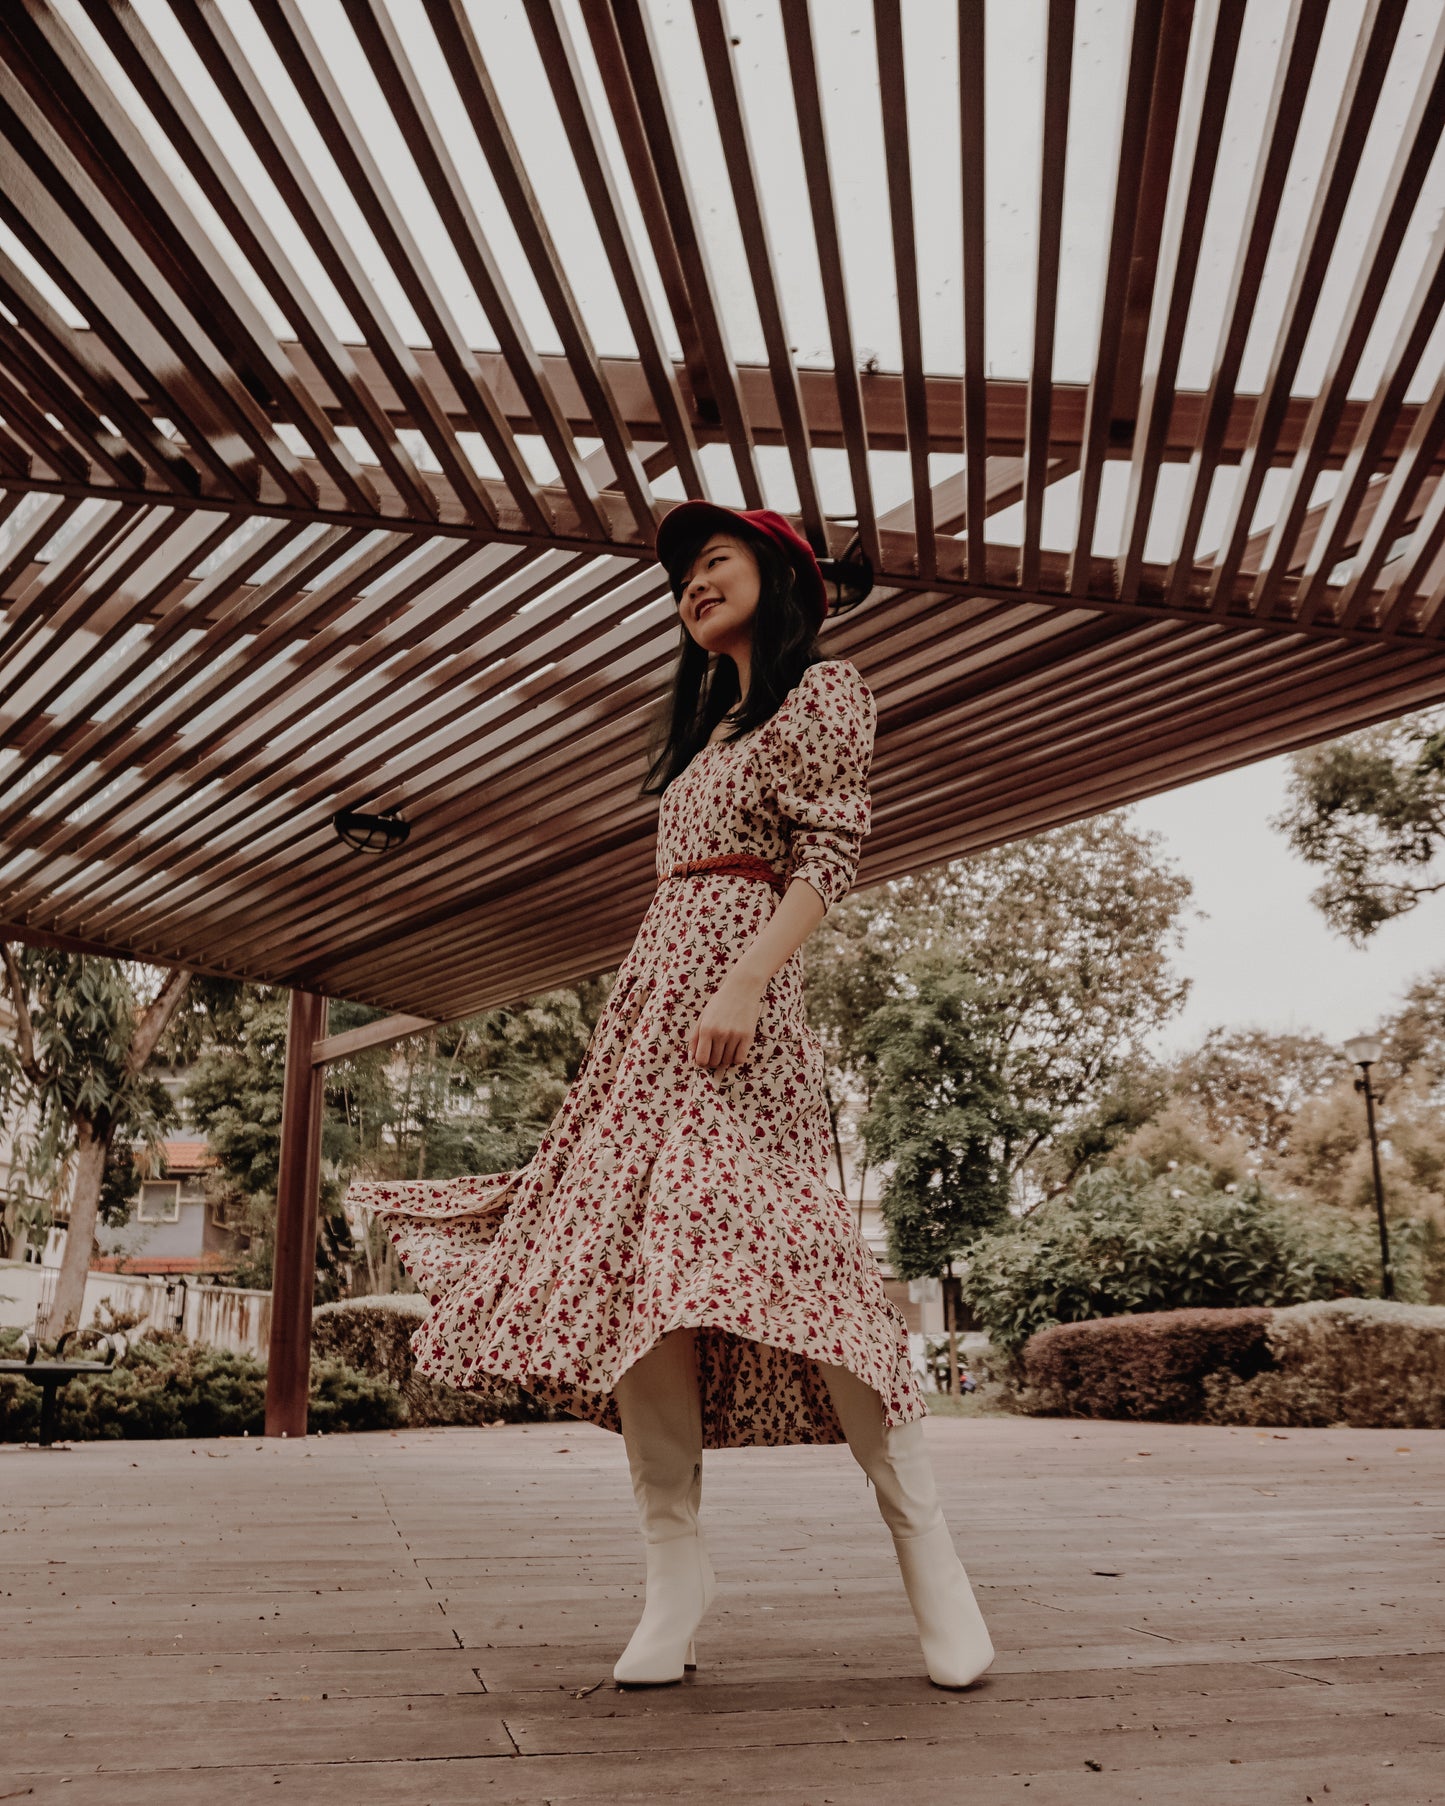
[689,969,766,1069]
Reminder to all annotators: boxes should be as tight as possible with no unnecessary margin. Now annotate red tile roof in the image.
[159,1140,216,1172]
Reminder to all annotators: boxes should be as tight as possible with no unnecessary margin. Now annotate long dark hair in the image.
[641,522,825,796]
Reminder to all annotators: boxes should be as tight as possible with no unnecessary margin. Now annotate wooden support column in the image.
[264,989,329,1438]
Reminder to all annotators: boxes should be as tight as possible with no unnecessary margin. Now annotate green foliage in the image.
[0,1327,404,1441]
[1109,1097,1252,1190]
[1033,1058,1171,1190]
[1275,710,1445,942]
[881,814,1192,1179]
[858,960,1021,1279]
[184,988,355,1299]
[185,989,292,1207]
[310,1295,563,1425]
[959,1162,1416,1356]
[183,980,612,1299]
[307,1354,409,1433]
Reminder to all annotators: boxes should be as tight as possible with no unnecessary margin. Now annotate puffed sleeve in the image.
[766,659,877,912]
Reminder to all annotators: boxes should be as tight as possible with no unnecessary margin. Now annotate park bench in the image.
[0,1332,121,1447]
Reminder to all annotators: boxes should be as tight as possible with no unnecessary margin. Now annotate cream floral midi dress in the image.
[346,657,927,1447]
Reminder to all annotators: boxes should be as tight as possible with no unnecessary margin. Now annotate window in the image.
[136,1180,181,1223]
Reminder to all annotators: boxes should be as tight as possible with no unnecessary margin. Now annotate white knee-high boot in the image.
[822,1361,994,1688]
[611,1328,715,1685]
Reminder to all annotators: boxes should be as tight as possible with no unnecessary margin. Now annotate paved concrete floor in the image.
[3,1415,1443,1804]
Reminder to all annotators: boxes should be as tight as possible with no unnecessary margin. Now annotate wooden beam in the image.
[52,330,1445,472]
[264,987,327,1439]
[311,1011,434,1066]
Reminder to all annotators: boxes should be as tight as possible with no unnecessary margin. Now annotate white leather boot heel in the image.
[612,1331,714,1688]
[822,1360,996,1690]
[893,1522,995,1687]
[613,1532,715,1686]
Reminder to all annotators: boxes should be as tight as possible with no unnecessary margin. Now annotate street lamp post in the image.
[1343,1035,1394,1301]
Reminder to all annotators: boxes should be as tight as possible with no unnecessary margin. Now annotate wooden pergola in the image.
[4,1,1445,1432]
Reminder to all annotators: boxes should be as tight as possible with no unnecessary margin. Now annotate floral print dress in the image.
[345,658,926,1447]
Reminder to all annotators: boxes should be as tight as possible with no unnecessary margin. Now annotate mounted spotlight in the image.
[332,805,411,855]
[817,533,874,615]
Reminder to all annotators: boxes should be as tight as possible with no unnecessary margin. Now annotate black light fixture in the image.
[817,532,875,615]
[332,805,411,855]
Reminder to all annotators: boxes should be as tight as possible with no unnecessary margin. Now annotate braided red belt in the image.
[658,854,790,896]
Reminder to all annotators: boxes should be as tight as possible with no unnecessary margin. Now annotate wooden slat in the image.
[780,0,880,566]
[1164,0,1326,606]
[1201,0,1407,615]
[1251,6,1445,622]
[1117,0,1246,601]
[874,0,934,578]
[415,0,657,542]
[524,0,709,500]
[311,1011,434,1066]
[1294,225,1445,628]
[1067,0,1178,596]
[692,0,824,545]
[957,0,987,581]
[35,330,1445,472]
[589,0,764,507]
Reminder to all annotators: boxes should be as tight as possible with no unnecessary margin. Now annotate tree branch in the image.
[125,965,194,1076]
[0,941,43,1087]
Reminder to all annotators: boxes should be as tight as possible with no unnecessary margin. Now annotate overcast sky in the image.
[1131,755,1444,1054]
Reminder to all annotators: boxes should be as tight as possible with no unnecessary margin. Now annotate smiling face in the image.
[677,533,762,653]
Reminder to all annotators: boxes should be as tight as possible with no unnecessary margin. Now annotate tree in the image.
[1107,1096,1253,1191]
[857,959,1024,1392]
[859,960,1022,1281]
[1031,1057,1171,1193]
[1274,710,1445,942]
[807,890,899,1220]
[184,987,356,1297]
[0,947,192,1337]
[1381,967,1445,1090]
[1168,1027,1347,1160]
[816,812,1192,1204]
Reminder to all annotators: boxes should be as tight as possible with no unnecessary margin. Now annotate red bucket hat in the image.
[655,502,830,629]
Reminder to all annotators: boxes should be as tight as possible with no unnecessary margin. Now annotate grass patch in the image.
[925,1388,1017,1419]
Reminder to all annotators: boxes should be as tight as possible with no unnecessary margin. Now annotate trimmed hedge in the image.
[0,1327,403,1440]
[310,1294,563,1426]
[1020,1298,1445,1428]
[1203,1298,1445,1429]
[1022,1307,1274,1422]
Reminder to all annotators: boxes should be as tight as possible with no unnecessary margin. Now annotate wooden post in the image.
[264,989,328,1438]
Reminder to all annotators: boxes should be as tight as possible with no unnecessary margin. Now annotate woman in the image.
[346,502,994,1691]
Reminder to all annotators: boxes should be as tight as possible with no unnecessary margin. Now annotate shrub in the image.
[308,1353,408,1433]
[310,1295,563,1426]
[0,1327,404,1440]
[1018,1298,1445,1428]
[959,1161,1414,1357]
[1022,1307,1275,1421]
[1202,1298,1445,1428]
